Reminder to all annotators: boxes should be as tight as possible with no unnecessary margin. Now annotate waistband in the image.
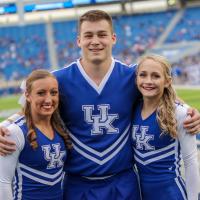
[67,167,137,181]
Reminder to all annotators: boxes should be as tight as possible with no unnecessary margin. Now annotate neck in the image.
[32,116,54,139]
[80,57,112,85]
[142,97,160,119]
[32,115,52,129]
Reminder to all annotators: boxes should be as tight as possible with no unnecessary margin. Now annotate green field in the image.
[0,89,200,122]
[176,89,200,110]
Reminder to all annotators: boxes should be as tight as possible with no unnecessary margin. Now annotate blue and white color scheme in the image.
[53,58,141,200]
[0,116,67,200]
[132,102,199,200]
[54,58,140,177]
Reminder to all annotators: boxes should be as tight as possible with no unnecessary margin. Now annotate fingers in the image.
[184,121,200,135]
[184,108,200,135]
[0,126,11,137]
[186,107,194,116]
[0,131,16,145]
[0,127,16,156]
[0,142,16,156]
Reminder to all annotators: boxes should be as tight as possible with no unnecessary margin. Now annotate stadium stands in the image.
[53,20,79,67]
[0,5,200,92]
[0,23,50,81]
[112,10,177,64]
[166,7,200,42]
[52,10,177,66]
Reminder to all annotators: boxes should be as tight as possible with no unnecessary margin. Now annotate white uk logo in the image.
[82,104,119,135]
[132,125,155,150]
[42,143,66,169]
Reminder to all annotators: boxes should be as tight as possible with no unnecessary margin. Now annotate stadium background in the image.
[0,0,199,196]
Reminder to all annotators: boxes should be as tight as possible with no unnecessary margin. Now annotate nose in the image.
[144,76,153,84]
[44,93,52,103]
[91,35,100,45]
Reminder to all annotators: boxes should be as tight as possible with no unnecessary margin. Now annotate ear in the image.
[25,91,31,103]
[164,78,172,88]
[112,33,117,45]
[77,35,81,48]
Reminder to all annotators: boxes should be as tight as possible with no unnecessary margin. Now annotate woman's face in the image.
[137,58,169,101]
[26,77,59,119]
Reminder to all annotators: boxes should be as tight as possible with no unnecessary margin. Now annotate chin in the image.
[40,110,55,116]
[91,58,103,65]
[142,92,156,97]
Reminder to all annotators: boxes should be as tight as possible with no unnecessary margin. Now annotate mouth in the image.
[41,104,54,110]
[142,86,156,91]
[89,48,103,53]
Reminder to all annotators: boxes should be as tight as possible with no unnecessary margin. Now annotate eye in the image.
[98,33,107,38]
[138,72,146,77]
[84,34,92,39]
[152,74,161,79]
[37,91,45,96]
[50,90,58,96]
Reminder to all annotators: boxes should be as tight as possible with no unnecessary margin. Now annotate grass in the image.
[0,95,20,110]
[0,89,200,122]
[176,89,200,111]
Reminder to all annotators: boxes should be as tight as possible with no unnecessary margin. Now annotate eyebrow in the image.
[83,30,108,34]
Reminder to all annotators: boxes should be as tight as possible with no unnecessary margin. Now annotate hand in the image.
[0,126,16,156]
[184,107,200,135]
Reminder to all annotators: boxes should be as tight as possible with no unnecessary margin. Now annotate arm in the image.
[176,107,200,200]
[0,123,24,200]
[184,107,200,135]
[0,113,22,156]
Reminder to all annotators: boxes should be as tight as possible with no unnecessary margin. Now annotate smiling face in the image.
[77,19,116,65]
[26,77,59,120]
[136,58,171,102]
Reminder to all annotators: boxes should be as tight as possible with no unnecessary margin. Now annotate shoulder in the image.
[52,61,79,86]
[52,61,77,77]
[174,102,194,139]
[175,102,188,123]
[7,123,25,151]
[114,59,137,76]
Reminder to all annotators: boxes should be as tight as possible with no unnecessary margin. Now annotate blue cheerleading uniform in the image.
[0,116,67,200]
[53,58,141,200]
[132,102,199,200]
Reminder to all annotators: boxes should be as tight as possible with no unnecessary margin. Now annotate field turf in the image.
[0,89,200,122]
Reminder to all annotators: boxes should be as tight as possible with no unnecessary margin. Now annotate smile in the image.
[142,86,156,91]
[90,48,103,52]
[42,105,53,109]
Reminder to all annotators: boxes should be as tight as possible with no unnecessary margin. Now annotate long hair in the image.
[23,69,71,149]
[137,54,178,138]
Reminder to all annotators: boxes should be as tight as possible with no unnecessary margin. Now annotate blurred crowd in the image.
[172,51,200,85]
[0,7,200,96]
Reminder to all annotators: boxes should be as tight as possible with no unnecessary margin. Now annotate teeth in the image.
[143,88,155,90]
[43,105,52,109]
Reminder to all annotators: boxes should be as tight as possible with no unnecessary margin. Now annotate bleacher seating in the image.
[166,6,200,42]
[0,23,50,81]
[52,10,176,66]
[112,11,176,63]
[53,20,79,67]
[0,6,200,92]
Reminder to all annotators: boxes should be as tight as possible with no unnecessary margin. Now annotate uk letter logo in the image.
[82,104,119,135]
[132,125,155,150]
[42,143,66,169]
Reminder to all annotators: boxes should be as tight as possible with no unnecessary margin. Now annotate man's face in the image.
[77,20,116,65]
